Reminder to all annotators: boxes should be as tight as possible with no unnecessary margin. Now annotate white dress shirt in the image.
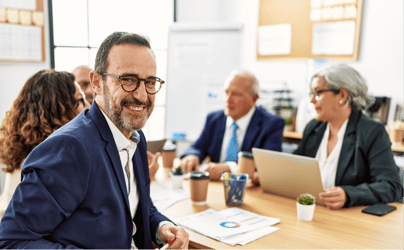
[220,106,256,173]
[315,118,349,190]
[101,111,139,248]
[101,110,169,248]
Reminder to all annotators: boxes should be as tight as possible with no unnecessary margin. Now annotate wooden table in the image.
[162,180,403,249]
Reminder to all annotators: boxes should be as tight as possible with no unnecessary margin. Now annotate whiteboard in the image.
[164,23,243,141]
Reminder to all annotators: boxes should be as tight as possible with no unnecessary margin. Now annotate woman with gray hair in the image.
[294,63,402,209]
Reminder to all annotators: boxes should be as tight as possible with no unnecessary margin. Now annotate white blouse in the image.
[0,167,22,221]
[315,119,349,190]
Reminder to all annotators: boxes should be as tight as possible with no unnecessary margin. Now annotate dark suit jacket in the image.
[294,110,402,207]
[0,103,169,249]
[182,106,285,162]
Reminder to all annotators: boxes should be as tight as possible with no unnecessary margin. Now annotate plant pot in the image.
[170,173,184,189]
[297,202,315,221]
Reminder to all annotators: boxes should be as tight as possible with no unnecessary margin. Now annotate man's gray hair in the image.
[227,69,259,95]
[312,63,374,110]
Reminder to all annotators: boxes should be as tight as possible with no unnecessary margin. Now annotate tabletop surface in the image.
[160,177,403,249]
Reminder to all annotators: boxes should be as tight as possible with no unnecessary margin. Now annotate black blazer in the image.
[294,110,402,207]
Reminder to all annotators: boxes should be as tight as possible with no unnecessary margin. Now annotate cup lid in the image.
[238,151,253,159]
[163,140,176,151]
[189,171,210,180]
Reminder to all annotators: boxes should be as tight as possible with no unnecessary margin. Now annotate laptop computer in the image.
[252,147,325,206]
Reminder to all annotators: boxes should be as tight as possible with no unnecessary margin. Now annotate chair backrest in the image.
[364,96,391,125]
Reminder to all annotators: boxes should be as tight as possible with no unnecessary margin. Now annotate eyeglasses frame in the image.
[102,72,165,95]
[310,88,340,100]
[76,96,85,108]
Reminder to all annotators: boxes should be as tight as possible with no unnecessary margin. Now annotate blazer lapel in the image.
[306,123,327,158]
[89,103,131,210]
[241,108,261,151]
[212,115,226,162]
[335,110,360,185]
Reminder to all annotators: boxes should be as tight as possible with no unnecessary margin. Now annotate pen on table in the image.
[223,171,229,186]
[227,176,238,203]
[160,243,170,250]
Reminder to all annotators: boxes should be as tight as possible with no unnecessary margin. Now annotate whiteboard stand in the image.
[165,22,243,142]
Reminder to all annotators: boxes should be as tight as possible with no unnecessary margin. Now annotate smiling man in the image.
[0,32,189,249]
[181,70,285,180]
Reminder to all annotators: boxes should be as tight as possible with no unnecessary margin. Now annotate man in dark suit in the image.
[181,70,285,180]
[0,32,189,249]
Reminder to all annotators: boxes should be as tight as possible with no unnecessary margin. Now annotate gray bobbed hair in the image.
[312,63,375,110]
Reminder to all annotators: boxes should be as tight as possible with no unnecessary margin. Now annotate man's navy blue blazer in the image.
[0,103,170,249]
[182,106,285,162]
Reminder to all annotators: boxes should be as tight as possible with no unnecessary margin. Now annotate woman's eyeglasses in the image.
[310,89,340,100]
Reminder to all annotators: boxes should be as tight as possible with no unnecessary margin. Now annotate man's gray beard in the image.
[102,83,147,131]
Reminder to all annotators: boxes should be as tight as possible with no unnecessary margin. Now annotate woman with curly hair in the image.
[0,70,90,219]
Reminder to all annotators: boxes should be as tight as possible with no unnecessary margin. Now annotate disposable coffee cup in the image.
[388,121,403,146]
[389,129,403,146]
[189,171,210,206]
[237,151,255,179]
[162,140,176,177]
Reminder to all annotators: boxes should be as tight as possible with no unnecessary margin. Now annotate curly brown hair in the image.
[0,70,80,173]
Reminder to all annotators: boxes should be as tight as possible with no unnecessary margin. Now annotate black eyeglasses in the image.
[76,96,85,107]
[102,73,165,95]
[310,89,340,100]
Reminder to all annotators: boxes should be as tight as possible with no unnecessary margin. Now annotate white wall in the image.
[0,2,50,193]
[0,1,51,122]
[177,0,404,123]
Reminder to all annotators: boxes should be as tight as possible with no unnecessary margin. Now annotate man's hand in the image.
[251,171,260,185]
[204,163,231,181]
[319,186,347,210]
[159,224,189,249]
[181,155,200,173]
[147,151,161,181]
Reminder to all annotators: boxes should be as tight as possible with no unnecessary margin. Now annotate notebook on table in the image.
[252,148,325,206]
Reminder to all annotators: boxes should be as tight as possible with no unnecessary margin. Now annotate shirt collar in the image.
[337,118,349,140]
[226,106,256,131]
[324,117,349,140]
[100,109,137,151]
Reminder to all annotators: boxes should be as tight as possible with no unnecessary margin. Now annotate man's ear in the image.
[89,71,102,96]
[252,93,259,103]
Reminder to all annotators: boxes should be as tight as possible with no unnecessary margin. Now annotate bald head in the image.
[73,66,94,104]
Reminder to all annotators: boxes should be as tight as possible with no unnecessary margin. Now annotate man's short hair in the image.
[94,32,153,77]
[227,69,259,95]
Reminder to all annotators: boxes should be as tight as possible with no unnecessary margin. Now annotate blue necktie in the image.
[226,123,239,162]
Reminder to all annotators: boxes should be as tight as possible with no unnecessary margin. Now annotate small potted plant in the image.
[170,166,184,188]
[297,193,316,221]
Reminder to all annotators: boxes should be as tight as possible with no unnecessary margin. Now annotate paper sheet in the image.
[222,226,280,246]
[0,23,42,61]
[176,207,280,245]
[0,0,36,10]
[258,24,292,55]
[150,182,190,212]
[312,21,356,55]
